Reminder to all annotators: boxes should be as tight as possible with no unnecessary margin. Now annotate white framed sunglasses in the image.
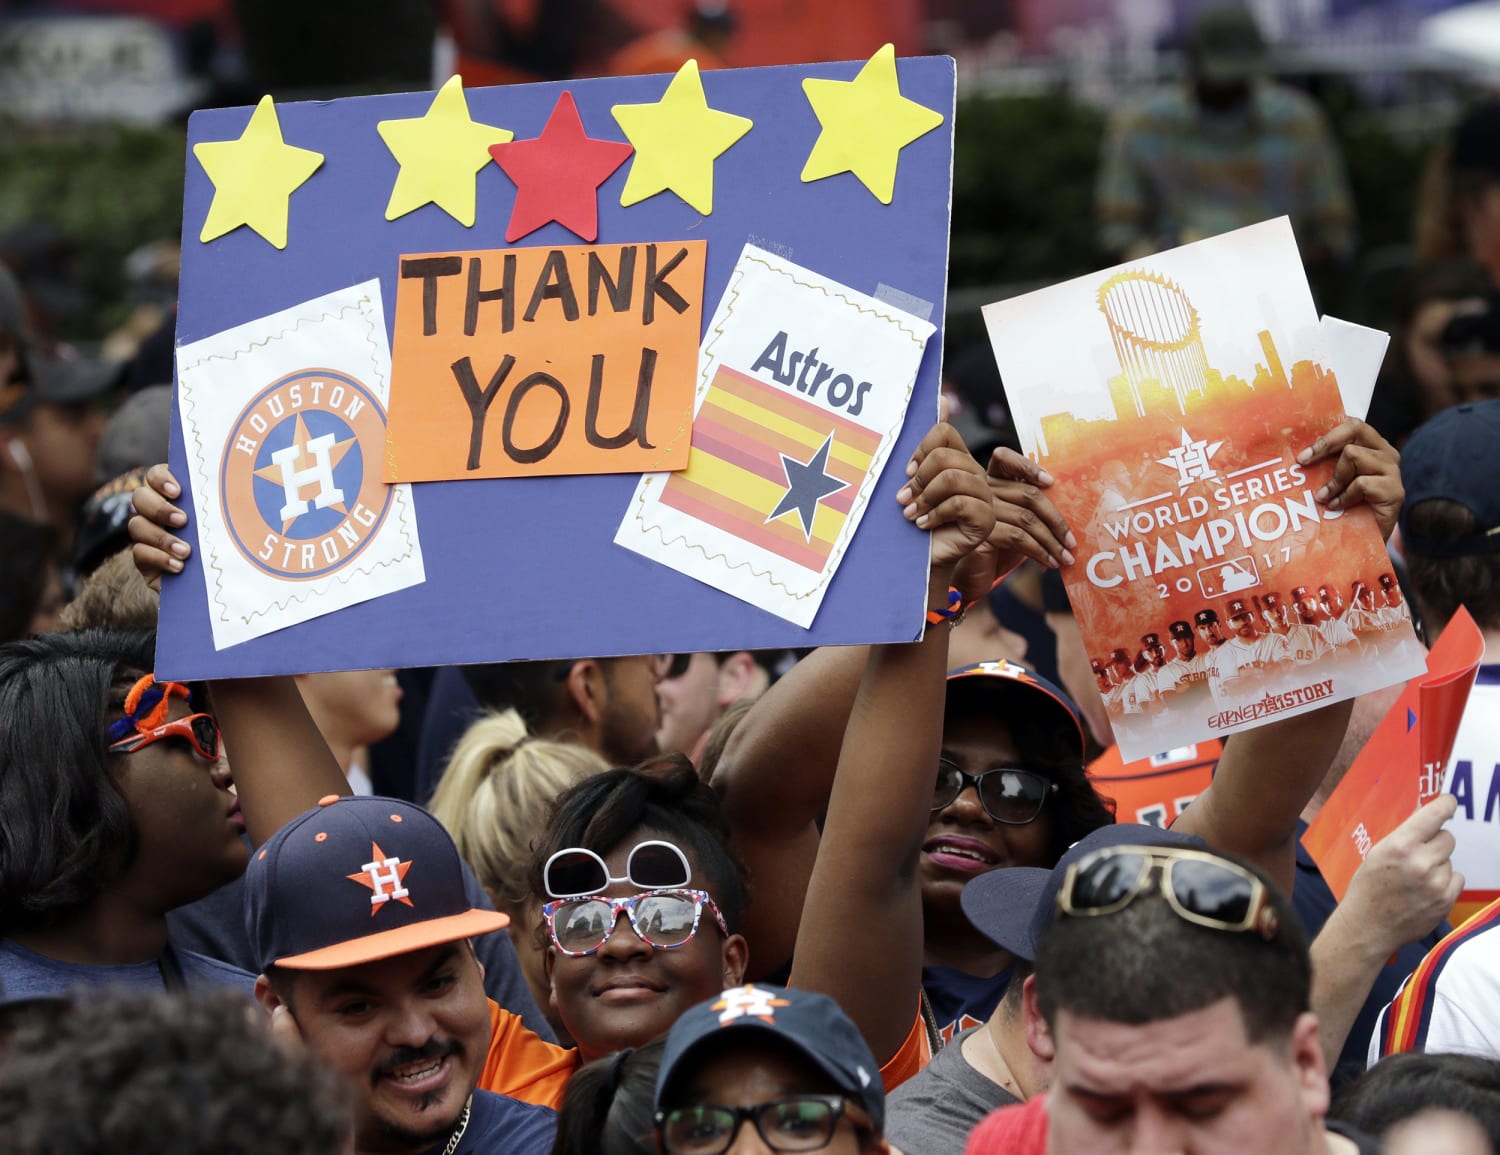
[542,839,693,899]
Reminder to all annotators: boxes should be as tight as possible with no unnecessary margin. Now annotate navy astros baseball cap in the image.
[945,660,1085,760]
[1400,400,1500,558]
[245,795,508,972]
[656,984,885,1131]
[961,823,1207,963]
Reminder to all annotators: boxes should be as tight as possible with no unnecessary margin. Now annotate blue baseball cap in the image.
[656,984,885,1131]
[245,795,508,972]
[945,659,1086,760]
[961,822,1207,962]
[1400,400,1500,557]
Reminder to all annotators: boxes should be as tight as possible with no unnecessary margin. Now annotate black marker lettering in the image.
[450,354,517,471]
[401,256,462,336]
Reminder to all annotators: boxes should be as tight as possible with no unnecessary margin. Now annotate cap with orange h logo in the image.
[245,795,508,972]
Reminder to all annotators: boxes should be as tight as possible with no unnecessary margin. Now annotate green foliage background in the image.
[0,89,1436,343]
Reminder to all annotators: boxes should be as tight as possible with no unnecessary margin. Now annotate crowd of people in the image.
[5,5,1500,1154]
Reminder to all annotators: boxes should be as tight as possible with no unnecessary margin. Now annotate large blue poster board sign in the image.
[158,51,954,678]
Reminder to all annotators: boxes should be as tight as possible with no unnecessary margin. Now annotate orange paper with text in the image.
[1303,607,1485,901]
[385,240,706,480]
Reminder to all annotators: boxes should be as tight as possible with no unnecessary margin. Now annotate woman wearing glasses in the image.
[527,759,751,1062]
[0,629,253,997]
[653,984,895,1155]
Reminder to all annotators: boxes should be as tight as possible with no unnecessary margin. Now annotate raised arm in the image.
[1309,795,1461,1067]
[713,441,1076,979]
[131,464,349,845]
[1172,417,1405,894]
[789,423,995,1063]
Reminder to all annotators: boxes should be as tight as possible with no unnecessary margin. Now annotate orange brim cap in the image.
[275,907,510,970]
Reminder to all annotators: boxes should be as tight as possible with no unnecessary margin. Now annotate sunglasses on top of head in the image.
[931,759,1058,825]
[107,713,221,763]
[1057,846,1281,940]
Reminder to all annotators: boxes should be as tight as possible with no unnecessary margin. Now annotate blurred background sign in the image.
[0,14,206,123]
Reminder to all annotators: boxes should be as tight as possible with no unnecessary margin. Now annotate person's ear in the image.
[714,652,758,709]
[564,659,606,725]
[1289,1012,1331,1119]
[1022,974,1054,1062]
[721,933,749,987]
[253,972,282,1016]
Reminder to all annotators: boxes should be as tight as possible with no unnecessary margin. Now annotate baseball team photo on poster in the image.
[985,218,1426,762]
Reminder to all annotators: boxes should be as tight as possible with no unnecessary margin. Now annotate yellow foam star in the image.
[193,96,324,249]
[377,75,514,227]
[612,60,752,215]
[800,44,944,205]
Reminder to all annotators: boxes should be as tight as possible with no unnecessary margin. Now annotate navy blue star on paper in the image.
[767,433,848,540]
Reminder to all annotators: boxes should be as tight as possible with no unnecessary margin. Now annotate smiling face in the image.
[1048,998,1329,1155]
[921,710,1054,924]
[544,828,748,1061]
[264,943,489,1155]
[110,693,248,912]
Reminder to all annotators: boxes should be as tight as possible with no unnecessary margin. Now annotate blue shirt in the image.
[428,1089,556,1155]
[0,938,255,1002]
[922,963,1011,1046]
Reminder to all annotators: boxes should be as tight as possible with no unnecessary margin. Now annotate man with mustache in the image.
[248,794,557,1155]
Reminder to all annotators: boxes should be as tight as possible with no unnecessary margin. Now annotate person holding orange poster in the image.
[983,217,1426,762]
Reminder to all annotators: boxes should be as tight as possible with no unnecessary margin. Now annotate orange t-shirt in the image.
[1087,741,1222,828]
[479,997,932,1106]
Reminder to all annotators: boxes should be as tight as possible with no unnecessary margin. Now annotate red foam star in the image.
[489,90,633,243]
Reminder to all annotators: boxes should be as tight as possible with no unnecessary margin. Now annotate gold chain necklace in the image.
[440,1096,473,1155]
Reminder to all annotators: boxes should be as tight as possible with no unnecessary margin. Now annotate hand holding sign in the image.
[1342,794,1465,947]
[1297,416,1403,540]
[896,422,997,598]
[1303,606,1486,901]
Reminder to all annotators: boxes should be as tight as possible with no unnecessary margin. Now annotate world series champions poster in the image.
[984,219,1425,762]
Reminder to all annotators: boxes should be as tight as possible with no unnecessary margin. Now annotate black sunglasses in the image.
[931,759,1058,825]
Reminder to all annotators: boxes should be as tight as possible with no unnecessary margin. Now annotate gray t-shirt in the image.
[0,938,255,1001]
[885,1028,1022,1155]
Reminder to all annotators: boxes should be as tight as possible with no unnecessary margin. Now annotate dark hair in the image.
[944,681,1116,864]
[0,991,351,1154]
[1405,499,1500,631]
[551,1039,664,1155]
[0,629,155,932]
[0,511,56,643]
[529,756,749,934]
[1035,852,1310,1045]
[463,659,569,729]
[998,958,1034,1021]
[1335,1052,1500,1146]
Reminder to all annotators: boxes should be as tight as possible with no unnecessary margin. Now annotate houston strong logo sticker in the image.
[174,279,426,653]
[220,370,393,581]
